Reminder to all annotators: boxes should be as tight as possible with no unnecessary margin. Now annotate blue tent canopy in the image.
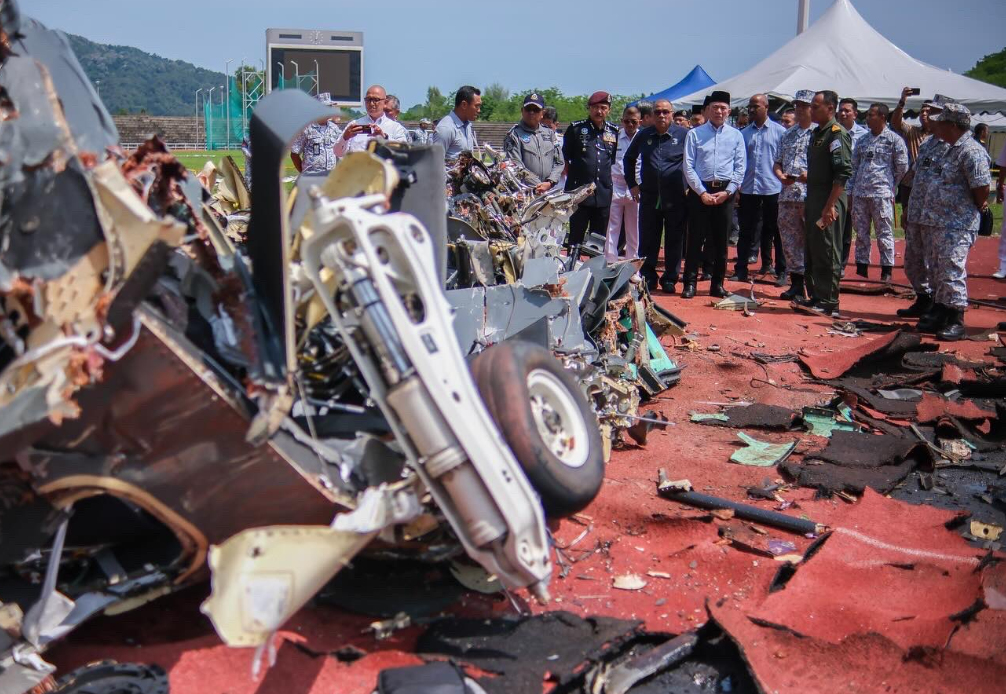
[632,65,716,107]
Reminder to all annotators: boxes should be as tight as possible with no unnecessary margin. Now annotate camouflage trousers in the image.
[903,222,931,296]
[777,201,805,275]
[921,224,975,309]
[851,196,895,266]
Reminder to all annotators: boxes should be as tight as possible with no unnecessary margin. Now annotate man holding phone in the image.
[334,84,408,158]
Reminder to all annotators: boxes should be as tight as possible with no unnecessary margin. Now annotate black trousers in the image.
[567,205,610,248]
[684,189,733,283]
[736,193,782,277]
[639,191,687,285]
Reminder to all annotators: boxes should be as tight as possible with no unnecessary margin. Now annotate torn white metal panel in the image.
[201,524,378,647]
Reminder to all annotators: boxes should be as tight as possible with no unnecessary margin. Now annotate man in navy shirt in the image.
[623,98,690,293]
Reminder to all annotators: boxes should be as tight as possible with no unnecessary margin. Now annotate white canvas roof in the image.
[676,0,1006,113]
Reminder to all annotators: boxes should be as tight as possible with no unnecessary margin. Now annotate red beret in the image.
[588,91,611,106]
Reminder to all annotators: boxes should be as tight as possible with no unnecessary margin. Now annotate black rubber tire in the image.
[469,341,604,518]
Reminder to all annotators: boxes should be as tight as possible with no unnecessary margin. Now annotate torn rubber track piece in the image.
[54,661,169,694]
[415,611,642,694]
[915,392,998,423]
[693,404,798,430]
[798,330,922,379]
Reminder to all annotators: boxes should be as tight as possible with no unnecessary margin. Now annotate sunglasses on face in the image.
[653,109,671,115]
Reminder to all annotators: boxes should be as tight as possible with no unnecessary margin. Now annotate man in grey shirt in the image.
[432,85,481,161]
[502,93,564,193]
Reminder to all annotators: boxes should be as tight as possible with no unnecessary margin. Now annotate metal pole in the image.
[240,56,247,141]
[277,62,285,89]
[314,59,320,96]
[225,59,234,150]
[797,0,810,34]
[291,61,300,92]
[196,88,203,149]
[208,86,216,150]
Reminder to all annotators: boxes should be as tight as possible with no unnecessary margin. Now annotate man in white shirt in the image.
[604,105,641,261]
[995,139,1006,278]
[334,84,408,157]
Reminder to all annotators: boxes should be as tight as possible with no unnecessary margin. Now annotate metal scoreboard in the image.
[265,28,364,107]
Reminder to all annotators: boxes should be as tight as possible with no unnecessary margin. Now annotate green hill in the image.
[966,47,1006,89]
[65,33,225,116]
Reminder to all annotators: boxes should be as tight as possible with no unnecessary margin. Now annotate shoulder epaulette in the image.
[832,124,841,132]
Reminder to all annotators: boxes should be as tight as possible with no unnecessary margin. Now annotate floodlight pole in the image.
[797,0,810,34]
[314,59,320,96]
[240,56,248,140]
[208,86,216,150]
[196,88,203,148]
[291,61,300,91]
[225,59,233,150]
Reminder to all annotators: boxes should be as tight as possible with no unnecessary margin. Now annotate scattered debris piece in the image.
[730,432,797,467]
[970,521,1003,542]
[798,331,922,379]
[657,470,823,535]
[595,632,699,694]
[613,574,648,591]
[693,404,799,430]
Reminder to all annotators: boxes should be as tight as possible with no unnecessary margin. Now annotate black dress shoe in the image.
[659,280,676,295]
[682,283,697,299]
[758,264,773,275]
[709,282,728,298]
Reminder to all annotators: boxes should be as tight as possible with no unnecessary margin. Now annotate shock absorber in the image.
[343,266,508,549]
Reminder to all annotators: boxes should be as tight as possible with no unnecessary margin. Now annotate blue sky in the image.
[21,0,1006,108]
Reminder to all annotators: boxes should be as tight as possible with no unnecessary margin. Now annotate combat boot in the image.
[780,273,806,301]
[896,293,933,318]
[916,303,948,334]
[880,265,893,282]
[937,309,966,341]
[856,263,869,278]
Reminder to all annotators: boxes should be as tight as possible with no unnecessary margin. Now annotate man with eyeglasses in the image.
[503,93,564,195]
[335,84,408,157]
[433,86,481,162]
[602,104,642,262]
[682,91,746,299]
[623,99,689,292]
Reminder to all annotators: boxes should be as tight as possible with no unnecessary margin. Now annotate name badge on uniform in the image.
[866,150,875,160]
[829,140,841,153]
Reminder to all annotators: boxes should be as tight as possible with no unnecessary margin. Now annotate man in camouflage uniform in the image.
[847,103,909,281]
[503,93,564,194]
[797,90,852,317]
[897,99,951,319]
[290,92,342,176]
[913,103,992,340]
[772,90,815,301]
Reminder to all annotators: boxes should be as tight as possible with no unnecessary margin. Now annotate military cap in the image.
[792,89,815,105]
[930,102,971,127]
[588,91,612,106]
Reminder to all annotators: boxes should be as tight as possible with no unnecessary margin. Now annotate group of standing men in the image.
[500,85,991,341]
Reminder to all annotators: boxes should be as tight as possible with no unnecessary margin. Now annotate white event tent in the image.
[675,0,1006,115]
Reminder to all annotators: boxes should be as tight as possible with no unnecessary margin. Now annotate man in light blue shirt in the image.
[432,86,481,162]
[734,94,787,281]
[682,91,746,299]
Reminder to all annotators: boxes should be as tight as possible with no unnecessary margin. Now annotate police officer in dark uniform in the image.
[798,90,853,317]
[563,91,619,252]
